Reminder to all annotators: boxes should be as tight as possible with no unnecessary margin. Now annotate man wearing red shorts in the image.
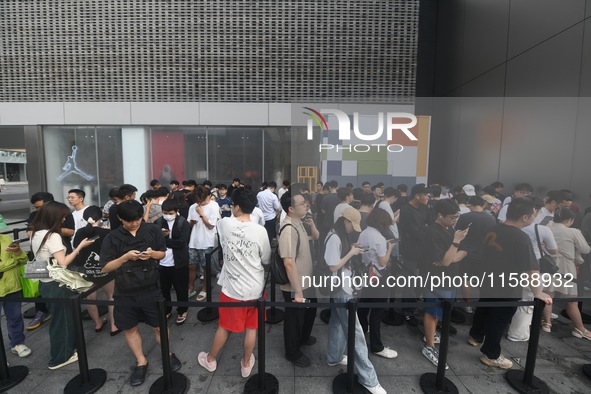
[197,188,271,378]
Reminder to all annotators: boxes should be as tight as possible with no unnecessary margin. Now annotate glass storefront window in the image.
[43,127,124,207]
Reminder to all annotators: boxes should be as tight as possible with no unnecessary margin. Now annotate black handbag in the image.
[535,225,559,274]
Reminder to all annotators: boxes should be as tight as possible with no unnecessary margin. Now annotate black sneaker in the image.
[301,336,317,346]
[130,363,148,386]
[170,353,182,372]
[405,315,418,327]
[286,354,311,367]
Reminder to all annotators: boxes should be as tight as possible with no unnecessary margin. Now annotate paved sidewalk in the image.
[3,291,591,393]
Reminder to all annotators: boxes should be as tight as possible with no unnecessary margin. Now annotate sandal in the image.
[541,321,552,333]
[176,312,188,325]
[572,327,591,340]
[196,291,207,302]
[95,318,108,332]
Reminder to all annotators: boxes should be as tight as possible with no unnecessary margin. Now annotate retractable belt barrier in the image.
[3,294,590,394]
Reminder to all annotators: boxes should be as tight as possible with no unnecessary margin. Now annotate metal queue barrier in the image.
[3,292,590,393]
[197,245,221,322]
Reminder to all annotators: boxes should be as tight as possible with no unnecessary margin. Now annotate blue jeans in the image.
[0,291,26,347]
[327,290,379,388]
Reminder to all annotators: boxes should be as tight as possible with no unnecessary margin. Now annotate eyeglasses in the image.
[293,201,308,207]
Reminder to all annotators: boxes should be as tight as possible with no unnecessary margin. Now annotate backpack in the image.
[271,223,300,285]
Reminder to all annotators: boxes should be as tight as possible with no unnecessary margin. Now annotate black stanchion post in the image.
[245,298,279,393]
[150,299,188,394]
[419,300,458,394]
[265,274,284,324]
[0,309,28,391]
[332,298,365,393]
[197,247,219,322]
[64,295,107,394]
[505,298,550,394]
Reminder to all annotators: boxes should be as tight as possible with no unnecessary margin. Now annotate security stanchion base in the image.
[23,306,36,319]
[505,370,549,394]
[0,365,28,392]
[197,307,219,323]
[382,309,404,326]
[332,373,368,393]
[265,307,284,324]
[419,373,459,394]
[244,372,279,394]
[149,372,188,394]
[320,309,331,324]
[582,364,591,379]
[64,368,107,394]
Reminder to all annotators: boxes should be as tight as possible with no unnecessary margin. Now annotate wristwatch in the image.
[452,242,460,248]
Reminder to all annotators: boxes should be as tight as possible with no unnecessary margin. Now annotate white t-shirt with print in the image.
[217,217,271,300]
[324,232,353,295]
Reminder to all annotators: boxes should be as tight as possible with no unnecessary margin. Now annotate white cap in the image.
[463,184,476,196]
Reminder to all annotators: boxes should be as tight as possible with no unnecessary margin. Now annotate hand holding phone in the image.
[88,235,100,241]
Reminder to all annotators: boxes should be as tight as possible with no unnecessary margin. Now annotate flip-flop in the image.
[95,318,108,332]
[196,291,207,301]
[188,290,197,298]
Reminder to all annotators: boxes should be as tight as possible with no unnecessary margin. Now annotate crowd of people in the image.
[1,178,591,393]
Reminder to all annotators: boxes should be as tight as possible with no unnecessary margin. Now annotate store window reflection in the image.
[208,128,262,187]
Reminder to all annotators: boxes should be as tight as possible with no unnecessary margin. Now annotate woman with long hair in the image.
[72,206,119,335]
[325,208,386,394]
[30,201,94,369]
[543,208,591,338]
[357,207,397,359]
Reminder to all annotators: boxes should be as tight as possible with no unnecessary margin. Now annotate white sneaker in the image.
[551,313,558,320]
[373,346,398,359]
[463,306,474,314]
[480,354,513,369]
[327,355,347,366]
[361,383,387,394]
[11,344,31,358]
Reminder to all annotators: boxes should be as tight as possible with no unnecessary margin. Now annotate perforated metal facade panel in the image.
[0,1,419,103]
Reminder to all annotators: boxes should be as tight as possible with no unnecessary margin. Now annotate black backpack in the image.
[271,223,300,285]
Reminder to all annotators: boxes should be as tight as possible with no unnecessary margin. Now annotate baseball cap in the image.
[0,215,7,229]
[463,184,476,196]
[410,183,431,196]
[341,208,362,232]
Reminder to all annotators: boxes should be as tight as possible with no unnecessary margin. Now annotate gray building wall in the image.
[419,0,591,206]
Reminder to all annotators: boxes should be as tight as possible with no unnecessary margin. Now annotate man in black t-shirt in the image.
[468,198,552,370]
[100,201,182,386]
[398,183,432,325]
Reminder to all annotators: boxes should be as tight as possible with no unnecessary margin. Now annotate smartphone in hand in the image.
[88,235,100,241]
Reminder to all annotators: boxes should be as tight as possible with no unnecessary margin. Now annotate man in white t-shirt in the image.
[533,190,564,225]
[67,189,88,236]
[333,187,354,223]
[257,181,282,242]
[197,188,271,378]
[188,185,220,301]
[497,183,533,222]
[278,180,290,200]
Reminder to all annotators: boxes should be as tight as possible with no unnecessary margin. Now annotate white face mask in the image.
[163,214,176,222]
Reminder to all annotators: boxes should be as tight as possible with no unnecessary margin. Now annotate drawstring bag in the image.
[47,259,94,293]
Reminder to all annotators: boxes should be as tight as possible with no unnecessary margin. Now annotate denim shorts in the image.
[423,289,456,320]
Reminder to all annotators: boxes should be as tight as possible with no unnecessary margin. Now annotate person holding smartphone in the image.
[73,206,118,335]
[357,207,398,359]
[0,231,32,358]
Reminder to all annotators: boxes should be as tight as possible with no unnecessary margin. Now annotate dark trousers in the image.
[357,297,385,353]
[469,298,517,359]
[281,290,317,360]
[264,218,277,242]
[35,297,49,314]
[38,281,77,367]
[0,291,26,348]
[159,265,189,314]
[400,258,419,316]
